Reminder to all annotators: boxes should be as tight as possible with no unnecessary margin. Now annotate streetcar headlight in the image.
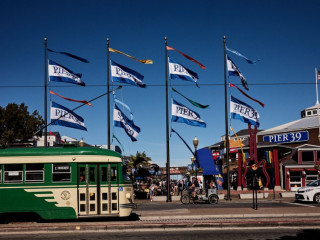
[126,193,131,199]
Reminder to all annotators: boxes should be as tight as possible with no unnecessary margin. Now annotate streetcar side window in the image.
[4,164,23,183]
[25,164,44,183]
[0,165,2,184]
[52,164,71,182]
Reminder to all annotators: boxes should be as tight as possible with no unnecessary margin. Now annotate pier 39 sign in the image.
[263,131,309,144]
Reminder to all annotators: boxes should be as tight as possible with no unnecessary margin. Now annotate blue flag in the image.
[48,60,85,86]
[230,96,260,127]
[48,49,89,63]
[50,101,87,131]
[168,58,199,84]
[110,60,146,88]
[227,56,248,90]
[113,104,141,142]
[172,99,206,128]
[226,46,260,64]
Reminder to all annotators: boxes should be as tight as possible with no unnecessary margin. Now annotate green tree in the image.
[127,151,152,179]
[0,103,45,147]
[128,151,152,170]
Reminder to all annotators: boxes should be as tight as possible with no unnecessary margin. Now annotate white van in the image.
[295,179,320,203]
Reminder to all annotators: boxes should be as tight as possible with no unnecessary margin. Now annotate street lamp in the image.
[193,137,199,179]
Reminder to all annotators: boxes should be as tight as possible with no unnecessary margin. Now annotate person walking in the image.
[149,182,155,201]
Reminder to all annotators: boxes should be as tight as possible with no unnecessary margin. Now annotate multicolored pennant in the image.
[48,49,89,63]
[171,128,195,157]
[167,46,205,69]
[229,83,264,107]
[171,88,209,109]
[112,134,124,153]
[109,48,153,64]
[50,90,92,107]
[226,46,260,64]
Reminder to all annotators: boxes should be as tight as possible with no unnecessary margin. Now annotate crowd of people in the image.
[135,177,217,201]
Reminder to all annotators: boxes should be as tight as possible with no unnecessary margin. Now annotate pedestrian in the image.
[149,182,155,201]
[199,181,203,194]
[178,181,183,196]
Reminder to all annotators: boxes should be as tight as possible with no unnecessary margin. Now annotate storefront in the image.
[257,103,320,191]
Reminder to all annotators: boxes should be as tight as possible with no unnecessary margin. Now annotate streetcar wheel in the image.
[208,194,219,204]
[313,193,320,204]
[181,194,190,204]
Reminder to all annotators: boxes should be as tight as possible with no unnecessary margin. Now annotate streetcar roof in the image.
[0,146,121,158]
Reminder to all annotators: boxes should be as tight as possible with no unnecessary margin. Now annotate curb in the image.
[139,213,320,221]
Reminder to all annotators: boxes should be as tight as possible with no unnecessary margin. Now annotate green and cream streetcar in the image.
[0,146,135,222]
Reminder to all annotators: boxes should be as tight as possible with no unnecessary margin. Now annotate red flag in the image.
[167,46,206,70]
[49,131,65,143]
[50,90,93,107]
[229,83,265,108]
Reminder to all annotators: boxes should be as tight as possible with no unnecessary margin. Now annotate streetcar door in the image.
[109,164,119,214]
[78,164,98,216]
[99,164,109,214]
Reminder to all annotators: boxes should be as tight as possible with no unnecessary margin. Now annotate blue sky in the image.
[1,0,320,167]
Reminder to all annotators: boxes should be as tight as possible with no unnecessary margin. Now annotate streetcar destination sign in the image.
[263,131,309,144]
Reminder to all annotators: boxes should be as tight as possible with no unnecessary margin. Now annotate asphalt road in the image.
[1,228,320,240]
[136,199,320,210]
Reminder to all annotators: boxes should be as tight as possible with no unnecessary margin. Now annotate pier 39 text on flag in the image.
[50,101,87,131]
[48,60,85,86]
[168,58,199,84]
[111,60,146,88]
[114,104,140,142]
[172,99,206,128]
[230,96,259,127]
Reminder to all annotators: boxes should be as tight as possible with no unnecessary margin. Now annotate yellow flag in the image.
[109,48,153,64]
[230,126,246,163]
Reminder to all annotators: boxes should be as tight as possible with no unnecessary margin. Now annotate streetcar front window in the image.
[52,164,71,182]
[111,167,117,181]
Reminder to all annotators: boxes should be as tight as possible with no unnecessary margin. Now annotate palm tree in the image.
[128,151,152,170]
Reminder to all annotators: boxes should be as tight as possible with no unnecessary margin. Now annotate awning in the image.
[197,148,220,175]
[289,168,304,172]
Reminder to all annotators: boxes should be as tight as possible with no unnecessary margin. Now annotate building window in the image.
[289,171,301,189]
[301,151,314,162]
[307,111,312,116]
[25,164,44,182]
[306,171,318,185]
[4,164,23,183]
[317,151,320,163]
[52,164,71,182]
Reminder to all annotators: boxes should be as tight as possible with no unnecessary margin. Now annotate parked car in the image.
[295,179,320,203]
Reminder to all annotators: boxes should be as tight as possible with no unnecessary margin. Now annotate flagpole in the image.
[165,36,171,202]
[107,38,111,149]
[316,68,319,105]
[44,37,48,147]
[223,36,231,200]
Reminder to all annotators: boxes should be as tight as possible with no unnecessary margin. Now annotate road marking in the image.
[285,202,316,207]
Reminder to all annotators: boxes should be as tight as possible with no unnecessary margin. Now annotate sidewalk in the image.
[150,189,295,202]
